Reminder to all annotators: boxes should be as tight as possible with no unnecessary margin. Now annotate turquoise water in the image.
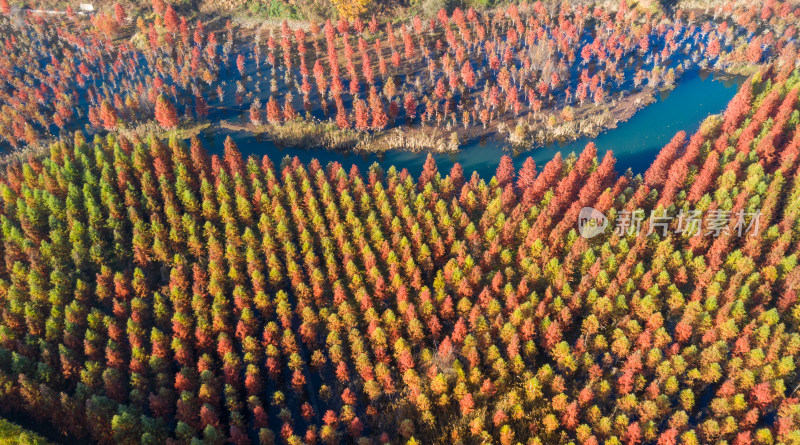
[201,71,742,178]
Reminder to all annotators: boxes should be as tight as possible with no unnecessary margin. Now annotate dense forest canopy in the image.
[0,60,799,443]
[0,0,800,444]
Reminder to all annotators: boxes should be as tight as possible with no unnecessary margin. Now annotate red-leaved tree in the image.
[154,94,179,129]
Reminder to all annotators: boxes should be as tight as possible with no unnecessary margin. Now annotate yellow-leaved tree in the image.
[332,0,371,20]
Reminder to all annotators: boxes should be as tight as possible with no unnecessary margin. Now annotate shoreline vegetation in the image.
[1,0,787,162]
[134,68,731,154]
[203,81,652,154]
[0,67,732,164]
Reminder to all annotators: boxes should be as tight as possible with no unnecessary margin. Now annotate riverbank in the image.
[186,79,660,155]
[220,118,460,153]
[0,69,741,173]
[189,68,740,181]
[210,65,747,157]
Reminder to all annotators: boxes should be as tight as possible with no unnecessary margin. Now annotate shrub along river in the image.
[197,70,743,178]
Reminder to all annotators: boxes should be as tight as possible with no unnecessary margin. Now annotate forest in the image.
[0,52,798,443]
[0,0,797,152]
[0,0,800,443]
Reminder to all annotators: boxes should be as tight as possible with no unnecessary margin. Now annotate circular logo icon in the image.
[578,207,608,239]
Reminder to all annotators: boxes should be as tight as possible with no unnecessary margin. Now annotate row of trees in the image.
[0,63,799,443]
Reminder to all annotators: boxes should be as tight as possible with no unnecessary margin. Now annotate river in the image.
[198,70,742,178]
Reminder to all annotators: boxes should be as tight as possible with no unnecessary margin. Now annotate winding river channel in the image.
[198,70,743,177]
